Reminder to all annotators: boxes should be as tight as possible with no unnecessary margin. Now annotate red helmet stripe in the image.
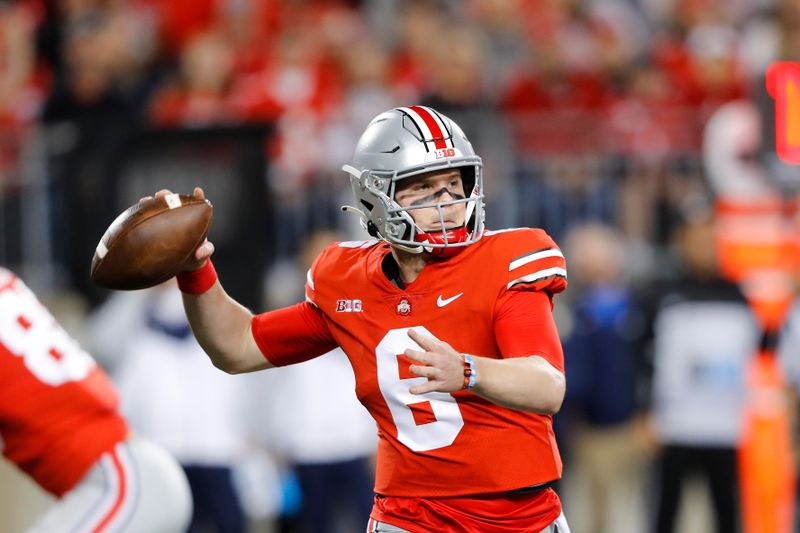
[426,107,456,148]
[409,105,448,149]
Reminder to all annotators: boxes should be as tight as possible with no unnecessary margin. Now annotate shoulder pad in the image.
[0,267,16,291]
[487,228,567,294]
[305,241,381,307]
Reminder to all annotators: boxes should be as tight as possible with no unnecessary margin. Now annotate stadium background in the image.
[1,0,800,531]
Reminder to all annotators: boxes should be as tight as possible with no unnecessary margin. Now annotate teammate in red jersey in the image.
[0,268,192,532]
[169,106,570,532]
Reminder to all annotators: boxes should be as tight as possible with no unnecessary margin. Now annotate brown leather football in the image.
[90,193,213,290]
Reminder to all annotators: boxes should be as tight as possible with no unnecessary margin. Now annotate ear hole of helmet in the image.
[460,166,476,198]
[366,220,379,238]
[459,165,478,233]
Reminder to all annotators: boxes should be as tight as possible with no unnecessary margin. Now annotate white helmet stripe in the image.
[397,106,435,149]
[398,106,453,150]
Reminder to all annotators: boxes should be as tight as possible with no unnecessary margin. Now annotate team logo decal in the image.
[396,298,412,316]
[335,299,362,313]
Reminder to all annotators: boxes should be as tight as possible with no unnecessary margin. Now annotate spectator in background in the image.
[261,229,377,533]
[638,209,756,533]
[149,29,238,127]
[558,223,645,533]
[323,34,398,168]
[41,8,140,125]
[0,1,46,173]
[421,25,490,112]
[232,21,341,125]
[463,0,529,97]
[41,8,145,304]
[0,0,46,247]
[0,267,192,532]
[381,0,444,101]
[88,280,262,533]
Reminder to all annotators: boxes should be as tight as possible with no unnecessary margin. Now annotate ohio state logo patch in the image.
[396,298,412,316]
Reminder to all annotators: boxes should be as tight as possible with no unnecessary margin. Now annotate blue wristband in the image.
[463,354,477,390]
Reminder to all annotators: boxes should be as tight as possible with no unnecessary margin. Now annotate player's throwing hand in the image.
[150,187,215,270]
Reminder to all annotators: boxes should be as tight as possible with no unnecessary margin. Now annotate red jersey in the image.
[253,228,567,501]
[0,269,128,497]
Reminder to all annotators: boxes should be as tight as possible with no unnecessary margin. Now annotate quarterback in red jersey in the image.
[0,268,192,532]
[171,106,570,532]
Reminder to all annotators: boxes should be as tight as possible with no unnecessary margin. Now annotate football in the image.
[90,193,213,290]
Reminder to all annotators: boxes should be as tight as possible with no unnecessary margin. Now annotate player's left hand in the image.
[405,329,466,394]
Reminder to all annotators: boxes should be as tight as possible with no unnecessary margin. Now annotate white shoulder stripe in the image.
[484,228,527,236]
[305,293,317,307]
[508,267,568,289]
[338,239,380,249]
[306,269,315,291]
[509,248,564,271]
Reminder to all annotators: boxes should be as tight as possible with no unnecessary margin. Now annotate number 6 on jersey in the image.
[375,326,464,452]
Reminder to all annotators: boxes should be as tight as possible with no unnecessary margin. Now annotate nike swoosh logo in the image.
[436,292,464,307]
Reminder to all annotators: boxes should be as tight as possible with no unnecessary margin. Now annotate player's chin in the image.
[420,222,463,232]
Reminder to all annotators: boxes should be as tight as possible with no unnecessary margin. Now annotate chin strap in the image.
[415,226,469,258]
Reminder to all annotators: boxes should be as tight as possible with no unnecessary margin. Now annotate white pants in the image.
[368,510,571,532]
[27,436,192,533]
[541,512,571,533]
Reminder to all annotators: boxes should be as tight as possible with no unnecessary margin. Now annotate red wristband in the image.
[176,260,218,295]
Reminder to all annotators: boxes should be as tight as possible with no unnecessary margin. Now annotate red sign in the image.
[767,62,800,164]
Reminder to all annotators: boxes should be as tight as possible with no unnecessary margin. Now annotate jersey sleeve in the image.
[504,229,567,295]
[493,290,565,372]
[251,302,338,367]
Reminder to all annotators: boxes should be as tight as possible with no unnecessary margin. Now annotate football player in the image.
[171,106,570,532]
[0,268,192,532]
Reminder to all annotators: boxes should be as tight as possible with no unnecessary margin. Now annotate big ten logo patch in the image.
[434,148,456,159]
[768,62,800,164]
[336,299,362,313]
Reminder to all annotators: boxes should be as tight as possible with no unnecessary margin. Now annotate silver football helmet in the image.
[342,106,485,255]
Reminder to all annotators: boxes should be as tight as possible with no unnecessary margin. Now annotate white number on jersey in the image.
[375,326,464,452]
[0,281,95,386]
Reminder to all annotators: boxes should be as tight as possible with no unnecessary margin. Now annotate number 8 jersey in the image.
[252,228,567,497]
[0,269,128,497]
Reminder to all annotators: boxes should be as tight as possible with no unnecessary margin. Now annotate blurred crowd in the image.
[0,0,783,140]
[2,0,798,248]
[3,0,800,268]
[4,0,800,532]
